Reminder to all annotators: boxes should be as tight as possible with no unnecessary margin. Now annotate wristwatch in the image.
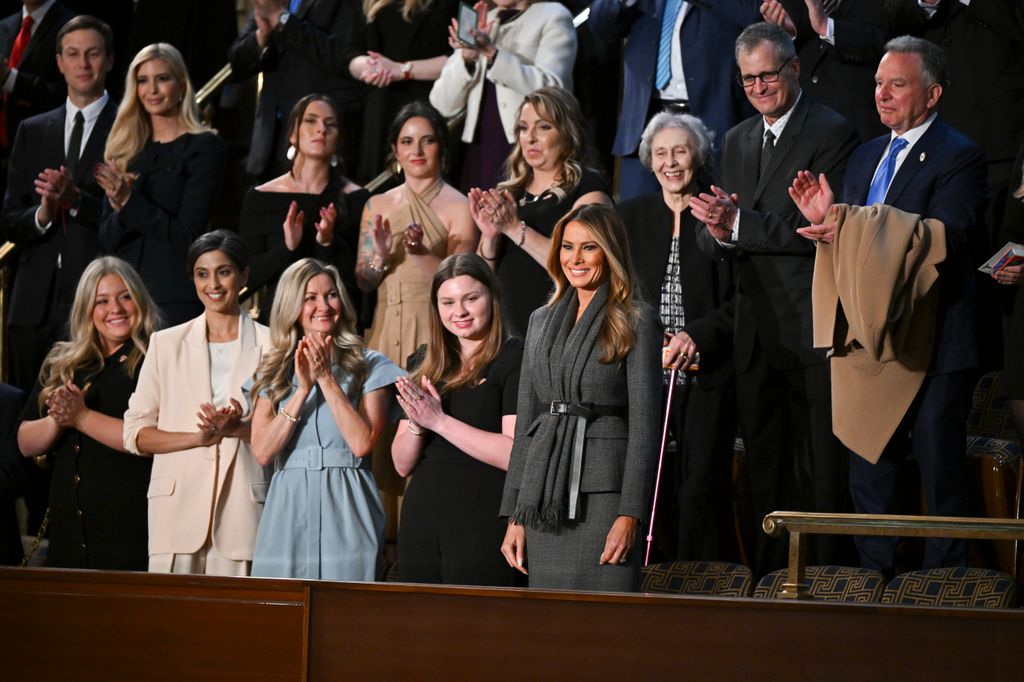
[401,62,413,80]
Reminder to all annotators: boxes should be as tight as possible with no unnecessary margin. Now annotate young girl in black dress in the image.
[391,253,521,585]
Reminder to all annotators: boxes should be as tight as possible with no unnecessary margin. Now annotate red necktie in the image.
[9,14,33,68]
[1,15,34,147]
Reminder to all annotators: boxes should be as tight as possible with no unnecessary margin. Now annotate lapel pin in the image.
[919,152,927,162]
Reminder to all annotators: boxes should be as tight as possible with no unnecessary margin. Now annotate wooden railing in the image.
[762,511,1024,599]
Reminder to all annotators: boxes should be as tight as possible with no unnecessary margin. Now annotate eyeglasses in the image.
[736,57,794,88]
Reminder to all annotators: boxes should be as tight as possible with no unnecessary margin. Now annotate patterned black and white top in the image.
[659,236,687,385]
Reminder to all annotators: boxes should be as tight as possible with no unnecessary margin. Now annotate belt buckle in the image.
[549,401,569,416]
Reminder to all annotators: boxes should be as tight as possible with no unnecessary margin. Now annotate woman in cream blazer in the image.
[429,0,576,189]
[123,231,271,575]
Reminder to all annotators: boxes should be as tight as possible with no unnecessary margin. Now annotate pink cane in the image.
[645,367,678,566]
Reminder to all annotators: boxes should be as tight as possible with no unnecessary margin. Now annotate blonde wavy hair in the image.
[412,254,506,394]
[104,43,210,172]
[545,205,639,364]
[251,259,367,411]
[363,0,434,22]
[38,257,160,409]
[497,87,598,202]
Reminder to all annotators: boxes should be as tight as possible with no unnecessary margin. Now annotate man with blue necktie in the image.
[588,0,760,200]
[791,36,988,576]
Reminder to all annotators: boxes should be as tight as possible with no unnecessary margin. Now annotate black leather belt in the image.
[548,401,627,520]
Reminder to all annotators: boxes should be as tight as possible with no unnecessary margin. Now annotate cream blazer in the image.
[124,313,271,559]
[429,2,576,143]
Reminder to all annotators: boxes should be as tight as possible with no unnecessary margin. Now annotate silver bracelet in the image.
[515,220,527,248]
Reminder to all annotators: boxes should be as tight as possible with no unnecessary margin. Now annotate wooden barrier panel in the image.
[0,568,308,681]
[4,567,1024,680]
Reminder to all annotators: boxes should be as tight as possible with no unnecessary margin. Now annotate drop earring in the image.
[286,145,297,161]
[330,154,339,168]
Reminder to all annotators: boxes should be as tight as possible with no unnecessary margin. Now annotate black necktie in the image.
[66,111,84,176]
[821,0,842,17]
[759,129,776,181]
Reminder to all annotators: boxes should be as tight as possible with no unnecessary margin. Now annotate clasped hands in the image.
[395,375,444,433]
[448,2,497,63]
[283,200,337,251]
[468,187,518,240]
[789,170,836,243]
[46,382,87,429]
[196,398,246,443]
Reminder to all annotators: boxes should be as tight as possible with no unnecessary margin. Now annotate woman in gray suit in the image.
[499,204,661,591]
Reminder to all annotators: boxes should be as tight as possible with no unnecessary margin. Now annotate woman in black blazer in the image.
[97,43,226,326]
[617,111,737,563]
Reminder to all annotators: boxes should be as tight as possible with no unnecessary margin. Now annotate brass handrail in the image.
[195,64,233,107]
[762,511,1024,600]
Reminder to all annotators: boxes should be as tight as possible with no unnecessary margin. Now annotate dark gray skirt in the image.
[525,492,642,592]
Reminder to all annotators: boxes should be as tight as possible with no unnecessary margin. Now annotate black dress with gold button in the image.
[20,345,151,570]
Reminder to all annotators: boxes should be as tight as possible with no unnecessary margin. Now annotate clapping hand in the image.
[283,200,305,251]
[371,213,394,260]
[301,333,334,385]
[789,170,836,243]
[395,376,444,432]
[315,202,337,246]
[468,187,518,239]
[403,221,427,255]
[94,160,134,211]
[760,0,796,38]
[689,185,739,242]
[35,166,78,224]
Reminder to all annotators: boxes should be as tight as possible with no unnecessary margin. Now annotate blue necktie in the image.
[866,137,908,205]
[656,0,684,91]
[289,0,302,13]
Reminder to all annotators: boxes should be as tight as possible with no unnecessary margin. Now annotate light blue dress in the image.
[248,350,404,580]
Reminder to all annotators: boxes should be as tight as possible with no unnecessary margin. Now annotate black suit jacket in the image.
[98,132,227,326]
[1,99,117,327]
[699,94,860,371]
[780,0,889,142]
[0,382,27,566]
[619,194,736,389]
[228,0,363,176]
[841,116,988,375]
[917,0,1024,177]
[0,2,74,145]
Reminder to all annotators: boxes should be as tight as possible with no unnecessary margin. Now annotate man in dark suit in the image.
[1,14,116,391]
[588,0,760,200]
[792,37,987,574]
[228,0,363,181]
[690,22,859,575]
[0,1,74,147]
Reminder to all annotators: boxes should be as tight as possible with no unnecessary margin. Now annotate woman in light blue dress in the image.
[248,258,403,580]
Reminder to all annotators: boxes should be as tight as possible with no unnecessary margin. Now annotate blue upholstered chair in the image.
[753,565,886,602]
[882,567,1017,608]
[641,561,753,597]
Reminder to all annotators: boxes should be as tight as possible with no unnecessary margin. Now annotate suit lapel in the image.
[184,314,215,407]
[752,96,810,202]
[296,0,317,18]
[18,5,57,67]
[73,100,117,187]
[45,105,66,168]
[848,136,888,204]
[884,118,945,206]
[737,119,762,208]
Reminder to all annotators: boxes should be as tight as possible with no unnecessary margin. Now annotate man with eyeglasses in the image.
[690,21,859,576]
